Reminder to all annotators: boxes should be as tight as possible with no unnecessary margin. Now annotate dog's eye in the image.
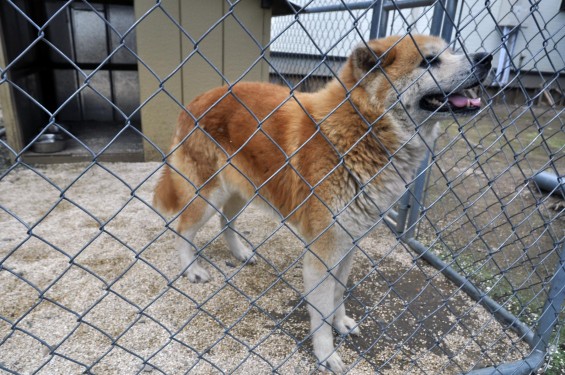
[420,55,440,68]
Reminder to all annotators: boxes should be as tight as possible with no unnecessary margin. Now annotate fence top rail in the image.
[297,0,436,14]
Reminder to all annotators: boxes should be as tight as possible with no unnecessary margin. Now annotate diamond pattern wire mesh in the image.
[0,0,564,374]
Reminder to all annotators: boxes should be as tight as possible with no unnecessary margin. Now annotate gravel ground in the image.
[0,162,530,374]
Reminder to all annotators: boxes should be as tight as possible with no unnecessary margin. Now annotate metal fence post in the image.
[401,151,431,239]
[430,0,459,41]
[395,0,459,239]
[369,0,388,39]
[533,241,565,352]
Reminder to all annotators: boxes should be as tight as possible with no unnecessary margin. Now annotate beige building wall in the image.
[135,0,272,161]
[0,17,24,153]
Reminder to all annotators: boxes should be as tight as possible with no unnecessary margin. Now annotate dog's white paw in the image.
[183,262,210,283]
[321,352,346,374]
[232,243,256,264]
[333,315,360,336]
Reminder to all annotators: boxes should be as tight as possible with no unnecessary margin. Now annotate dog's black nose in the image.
[473,52,493,68]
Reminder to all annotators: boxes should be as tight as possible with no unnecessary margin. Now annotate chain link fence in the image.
[1,0,564,374]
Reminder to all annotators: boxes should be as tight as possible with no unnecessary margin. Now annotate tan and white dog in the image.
[153,34,492,372]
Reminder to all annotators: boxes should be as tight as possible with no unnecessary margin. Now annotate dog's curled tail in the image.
[153,164,181,215]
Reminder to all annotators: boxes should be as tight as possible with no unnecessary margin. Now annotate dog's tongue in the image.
[448,94,481,108]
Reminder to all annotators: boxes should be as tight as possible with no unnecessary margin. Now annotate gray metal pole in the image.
[465,350,545,375]
[394,191,412,234]
[406,238,535,344]
[369,0,388,39]
[430,0,458,40]
[403,150,431,239]
[533,241,565,352]
[303,0,435,14]
[405,237,565,374]
[441,0,458,41]
[430,0,446,36]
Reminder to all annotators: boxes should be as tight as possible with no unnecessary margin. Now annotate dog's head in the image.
[346,34,492,125]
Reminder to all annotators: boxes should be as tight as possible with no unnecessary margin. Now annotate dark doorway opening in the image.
[1,0,143,162]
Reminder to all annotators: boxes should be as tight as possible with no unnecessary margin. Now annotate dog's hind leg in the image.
[220,196,256,264]
[176,194,223,283]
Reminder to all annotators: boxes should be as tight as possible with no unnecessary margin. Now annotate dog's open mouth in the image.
[419,91,482,114]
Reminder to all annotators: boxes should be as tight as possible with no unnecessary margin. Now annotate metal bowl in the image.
[46,124,69,134]
[32,134,67,153]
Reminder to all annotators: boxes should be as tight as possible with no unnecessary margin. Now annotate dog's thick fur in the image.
[153,35,491,372]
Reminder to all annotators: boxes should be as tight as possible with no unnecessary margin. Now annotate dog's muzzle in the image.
[419,52,493,114]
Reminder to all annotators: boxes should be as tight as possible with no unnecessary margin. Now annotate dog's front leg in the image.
[332,250,360,337]
[303,248,346,373]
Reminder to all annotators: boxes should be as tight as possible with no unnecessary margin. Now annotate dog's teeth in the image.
[430,97,444,107]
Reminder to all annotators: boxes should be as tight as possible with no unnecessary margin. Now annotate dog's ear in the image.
[351,41,396,75]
